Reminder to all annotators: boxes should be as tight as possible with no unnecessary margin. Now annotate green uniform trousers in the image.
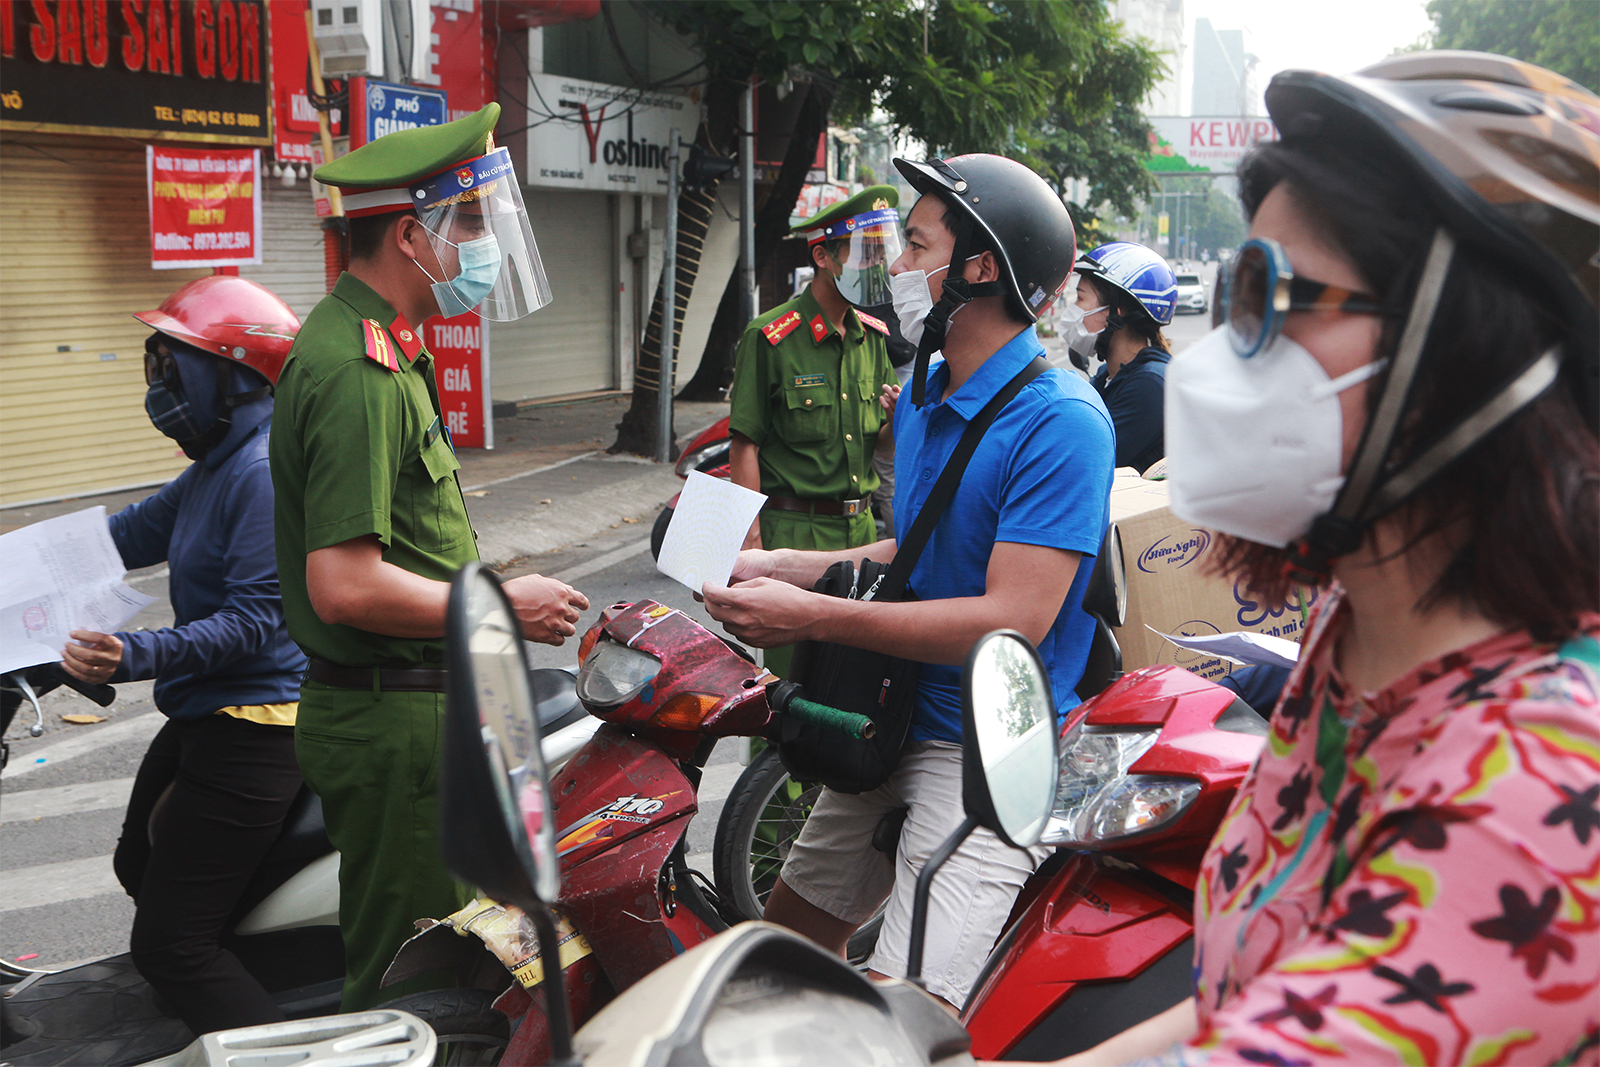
[294,681,471,1011]
[758,508,877,679]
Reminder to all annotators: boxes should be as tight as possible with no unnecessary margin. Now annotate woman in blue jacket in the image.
[60,277,307,1037]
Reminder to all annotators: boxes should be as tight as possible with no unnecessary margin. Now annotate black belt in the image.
[763,495,870,517]
[307,657,447,693]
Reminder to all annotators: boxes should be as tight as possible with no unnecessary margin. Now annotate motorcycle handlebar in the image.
[54,668,116,708]
[768,680,875,740]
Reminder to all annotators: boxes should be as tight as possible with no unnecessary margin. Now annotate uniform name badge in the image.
[793,374,826,388]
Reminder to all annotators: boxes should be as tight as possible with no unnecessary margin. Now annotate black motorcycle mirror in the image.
[906,629,1059,985]
[438,562,575,1066]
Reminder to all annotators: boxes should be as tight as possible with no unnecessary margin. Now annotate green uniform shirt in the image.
[727,287,897,501]
[270,273,477,667]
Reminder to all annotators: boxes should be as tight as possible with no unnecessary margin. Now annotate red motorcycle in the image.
[959,662,1267,1059]
[381,597,869,1064]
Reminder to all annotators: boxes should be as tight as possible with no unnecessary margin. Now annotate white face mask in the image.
[1060,302,1107,361]
[1164,325,1388,548]
[888,254,982,347]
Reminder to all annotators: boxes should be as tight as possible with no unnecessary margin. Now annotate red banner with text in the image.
[427,314,492,449]
[146,145,263,269]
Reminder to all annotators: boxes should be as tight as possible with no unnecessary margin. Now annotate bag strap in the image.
[880,355,1049,599]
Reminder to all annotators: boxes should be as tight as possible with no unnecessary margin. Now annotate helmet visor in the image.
[825,208,905,307]
[410,147,552,322]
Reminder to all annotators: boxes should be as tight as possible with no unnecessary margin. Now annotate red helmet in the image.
[134,276,300,386]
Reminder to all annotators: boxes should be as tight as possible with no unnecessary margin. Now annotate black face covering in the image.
[909,202,1004,407]
[143,336,269,460]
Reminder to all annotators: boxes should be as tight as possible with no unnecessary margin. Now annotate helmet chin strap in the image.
[909,209,1005,407]
[1284,227,1562,584]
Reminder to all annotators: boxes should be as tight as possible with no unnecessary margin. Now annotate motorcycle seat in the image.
[529,668,588,735]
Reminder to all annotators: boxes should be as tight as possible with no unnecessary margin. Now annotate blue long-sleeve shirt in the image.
[1091,346,1170,473]
[109,400,307,719]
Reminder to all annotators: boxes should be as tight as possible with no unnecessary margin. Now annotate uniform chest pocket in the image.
[409,432,470,553]
[778,385,837,445]
[856,374,887,438]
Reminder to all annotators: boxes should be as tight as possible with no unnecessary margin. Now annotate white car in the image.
[1174,271,1208,315]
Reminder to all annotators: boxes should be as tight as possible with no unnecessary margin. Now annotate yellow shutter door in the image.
[1,134,206,507]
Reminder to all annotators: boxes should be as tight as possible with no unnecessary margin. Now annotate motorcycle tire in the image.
[712,746,883,967]
[649,505,674,561]
[377,988,509,1066]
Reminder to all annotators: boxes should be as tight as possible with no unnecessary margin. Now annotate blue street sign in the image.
[357,79,448,146]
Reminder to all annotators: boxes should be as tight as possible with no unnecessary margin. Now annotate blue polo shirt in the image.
[894,327,1114,743]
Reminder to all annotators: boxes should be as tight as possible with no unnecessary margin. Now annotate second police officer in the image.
[726,186,904,677]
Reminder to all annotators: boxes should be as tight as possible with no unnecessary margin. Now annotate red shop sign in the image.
[146,145,263,268]
[427,314,493,449]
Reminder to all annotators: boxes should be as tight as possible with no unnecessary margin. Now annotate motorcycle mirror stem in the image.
[905,630,1060,987]
[438,563,578,1067]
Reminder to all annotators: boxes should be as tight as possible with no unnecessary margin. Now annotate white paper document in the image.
[1149,626,1301,671]
[655,472,767,594]
[0,507,155,675]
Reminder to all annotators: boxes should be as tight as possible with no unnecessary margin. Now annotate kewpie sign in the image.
[428,315,493,449]
[146,146,262,269]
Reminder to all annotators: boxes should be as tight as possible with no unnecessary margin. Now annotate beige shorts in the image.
[780,741,1049,1006]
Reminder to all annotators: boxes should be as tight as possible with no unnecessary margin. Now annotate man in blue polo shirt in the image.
[704,153,1113,1009]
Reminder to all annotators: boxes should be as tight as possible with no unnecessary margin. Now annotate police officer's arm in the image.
[728,432,764,551]
[704,542,1079,663]
[307,536,589,645]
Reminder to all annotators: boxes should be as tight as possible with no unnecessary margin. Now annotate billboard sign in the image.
[1146,116,1279,173]
[1,0,270,144]
[147,145,263,269]
[348,77,447,149]
[522,72,694,192]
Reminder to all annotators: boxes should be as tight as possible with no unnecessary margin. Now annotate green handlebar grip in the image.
[786,697,876,740]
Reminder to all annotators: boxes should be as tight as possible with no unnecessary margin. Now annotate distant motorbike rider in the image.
[60,276,308,1036]
[1062,241,1177,473]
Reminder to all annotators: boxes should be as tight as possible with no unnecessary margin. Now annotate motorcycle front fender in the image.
[961,853,1194,1061]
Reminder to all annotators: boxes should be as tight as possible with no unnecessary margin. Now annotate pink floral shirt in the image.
[1185,590,1600,1067]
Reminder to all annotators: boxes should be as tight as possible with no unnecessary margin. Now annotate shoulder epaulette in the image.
[856,311,890,335]
[761,310,803,345]
[361,319,401,372]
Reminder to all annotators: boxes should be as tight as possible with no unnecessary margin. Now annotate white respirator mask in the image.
[889,255,982,348]
[1164,325,1388,548]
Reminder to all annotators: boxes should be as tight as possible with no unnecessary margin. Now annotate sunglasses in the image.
[144,339,179,388]
[1218,237,1398,358]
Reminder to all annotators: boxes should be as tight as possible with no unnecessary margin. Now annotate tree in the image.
[1426,0,1598,93]
[608,0,1169,454]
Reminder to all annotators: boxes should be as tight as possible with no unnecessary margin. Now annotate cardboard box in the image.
[1106,468,1322,682]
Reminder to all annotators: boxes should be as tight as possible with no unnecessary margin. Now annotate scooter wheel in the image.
[649,505,674,561]
[377,988,508,1066]
[712,746,883,968]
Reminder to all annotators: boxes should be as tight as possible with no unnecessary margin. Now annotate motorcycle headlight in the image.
[674,439,728,478]
[576,638,661,708]
[1041,722,1200,847]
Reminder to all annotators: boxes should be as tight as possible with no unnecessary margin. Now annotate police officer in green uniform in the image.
[727,187,904,677]
[269,104,589,1011]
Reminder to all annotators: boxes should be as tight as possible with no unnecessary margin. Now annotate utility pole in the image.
[657,130,681,465]
[739,81,757,325]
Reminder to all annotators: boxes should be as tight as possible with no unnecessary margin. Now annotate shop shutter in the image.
[0,135,205,507]
[490,189,615,402]
[239,178,328,320]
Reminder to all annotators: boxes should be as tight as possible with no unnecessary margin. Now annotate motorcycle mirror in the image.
[960,630,1058,849]
[440,563,578,1064]
[906,629,1058,986]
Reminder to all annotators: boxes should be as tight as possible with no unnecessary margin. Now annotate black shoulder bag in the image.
[779,356,1049,793]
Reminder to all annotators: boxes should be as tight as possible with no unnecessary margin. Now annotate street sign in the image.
[348,77,447,150]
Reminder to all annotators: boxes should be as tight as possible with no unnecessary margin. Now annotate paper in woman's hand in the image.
[655,473,767,594]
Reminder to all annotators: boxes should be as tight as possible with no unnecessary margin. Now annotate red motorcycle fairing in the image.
[549,725,720,994]
[961,853,1194,1061]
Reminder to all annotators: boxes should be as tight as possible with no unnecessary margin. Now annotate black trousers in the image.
[113,713,302,1036]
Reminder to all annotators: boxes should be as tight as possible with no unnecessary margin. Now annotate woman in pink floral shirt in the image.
[1030,52,1599,1067]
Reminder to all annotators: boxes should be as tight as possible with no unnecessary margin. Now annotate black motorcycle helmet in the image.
[893,154,1077,405]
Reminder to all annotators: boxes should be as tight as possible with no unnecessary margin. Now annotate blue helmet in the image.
[1075,242,1177,327]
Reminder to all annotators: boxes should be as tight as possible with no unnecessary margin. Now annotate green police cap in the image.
[792,184,900,243]
[316,104,501,217]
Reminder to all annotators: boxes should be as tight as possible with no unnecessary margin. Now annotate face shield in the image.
[409,147,552,322]
[817,207,905,307]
